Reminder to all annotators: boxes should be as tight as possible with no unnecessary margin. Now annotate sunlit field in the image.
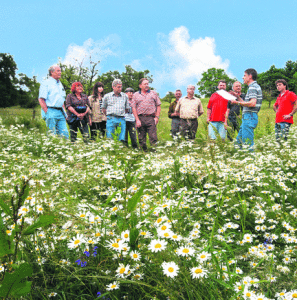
[1,103,297,300]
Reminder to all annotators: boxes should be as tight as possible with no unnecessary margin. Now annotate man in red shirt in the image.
[207,80,230,141]
[131,78,161,151]
[273,79,297,141]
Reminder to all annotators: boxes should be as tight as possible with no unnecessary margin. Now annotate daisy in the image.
[190,266,208,279]
[121,230,130,241]
[197,251,211,263]
[176,246,195,257]
[161,261,179,278]
[115,263,130,278]
[106,281,120,291]
[130,250,141,261]
[148,239,167,253]
[48,292,57,297]
[67,234,86,249]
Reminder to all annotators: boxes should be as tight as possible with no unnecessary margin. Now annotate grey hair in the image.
[112,79,122,87]
[232,81,242,90]
[48,65,60,76]
[187,84,195,89]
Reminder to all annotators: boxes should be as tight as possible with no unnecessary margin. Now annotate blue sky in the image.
[1,0,297,97]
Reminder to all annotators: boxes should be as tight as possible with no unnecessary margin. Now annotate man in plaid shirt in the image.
[131,78,161,151]
[102,79,130,142]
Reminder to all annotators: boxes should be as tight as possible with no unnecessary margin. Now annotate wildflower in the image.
[106,239,127,252]
[106,281,120,291]
[161,261,179,278]
[130,250,141,261]
[133,273,143,280]
[190,266,208,279]
[67,234,86,249]
[121,230,130,241]
[197,251,211,263]
[48,292,57,297]
[176,246,195,257]
[116,263,130,278]
[75,259,87,267]
[148,239,167,253]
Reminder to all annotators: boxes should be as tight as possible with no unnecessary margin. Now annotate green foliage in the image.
[197,68,236,97]
[17,73,40,108]
[161,91,175,104]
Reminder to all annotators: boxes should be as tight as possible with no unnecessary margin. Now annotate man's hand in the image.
[206,118,210,124]
[230,99,239,105]
[229,91,239,98]
[136,119,142,128]
[224,122,229,130]
[154,117,159,125]
[283,114,292,120]
[171,112,179,117]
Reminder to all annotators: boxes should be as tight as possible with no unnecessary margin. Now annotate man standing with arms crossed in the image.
[234,68,262,151]
[273,79,297,141]
[168,89,182,138]
[38,65,69,139]
[207,80,229,141]
[102,79,130,142]
[174,85,204,140]
[131,78,161,151]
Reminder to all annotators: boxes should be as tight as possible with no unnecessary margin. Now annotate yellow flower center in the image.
[133,254,138,258]
[80,214,85,218]
[124,234,128,238]
[195,269,202,274]
[164,233,169,237]
[119,268,125,274]
[111,284,116,289]
[74,240,80,245]
[172,235,177,239]
[134,275,140,279]
[182,249,189,253]
[112,243,119,248]
[168,267,174,273]
[95,233,101,237]
[155,243,162,248]
[161,225,167,230]
[293,293,297,298]
[201,255,206,259]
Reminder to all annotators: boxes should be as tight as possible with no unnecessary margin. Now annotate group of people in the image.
[38,66,297,152]
[168,68,297,150]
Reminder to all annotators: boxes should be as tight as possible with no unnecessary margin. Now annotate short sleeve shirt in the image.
[207,92,229,122]
[242,81,262,114]
[38,77,66,107]
[175,96,203,119]
[274,90,297,124]
[131,90,161,115]
[228,93,244,121]
[102,92,130,117]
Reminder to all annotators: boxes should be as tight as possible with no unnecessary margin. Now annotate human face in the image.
[98,86,104,94]
[139,80,149,92]
[113,84,122,95]
[51,67,61,80]
[187,86,195,97]
[233,82,242,94]
[218,82,226,90]
[75,85,83,94]
[243,72,252,85]
[126,91,133,100]
[175,91,182,100]
[276,82,286,93]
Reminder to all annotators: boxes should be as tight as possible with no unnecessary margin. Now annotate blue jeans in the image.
[236,112,258,151]
[106,116,126,141]
[208,122,226,140]
[45,108,69,139]
[275,122,291,141]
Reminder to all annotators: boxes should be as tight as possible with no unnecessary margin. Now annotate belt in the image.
[47,106,63,110]
[107,115,124,118]
[139,114,155,117]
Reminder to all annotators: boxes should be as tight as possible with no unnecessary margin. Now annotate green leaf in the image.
[0,214,12,257]
[0,263,32,297]
[22,215,55,235]
[0,198,12,217]
[127,184,145,213]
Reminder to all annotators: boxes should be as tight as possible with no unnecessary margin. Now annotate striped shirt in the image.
[131,90,161,115]
[102,92,130,117]
[243,81,262,114]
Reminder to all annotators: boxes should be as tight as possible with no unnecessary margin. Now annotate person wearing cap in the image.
[102,79,130,142]
[38,65,69,139]
[124,88,138,149]
[131,78,161,151]
[273,79,297,141]
[168,89,182,137]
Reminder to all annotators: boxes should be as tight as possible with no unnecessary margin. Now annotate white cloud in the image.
[154,26,231,91]
[62,35,120,67]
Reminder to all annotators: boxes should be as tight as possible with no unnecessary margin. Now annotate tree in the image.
[197,68,236,97]
[59,57,100,95]
[17,74,40,108]
[161,91,175,104]
[96,65,153,94]
[0,53,19,107]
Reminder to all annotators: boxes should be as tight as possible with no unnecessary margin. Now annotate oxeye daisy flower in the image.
[190,266,208,279]
[130,250,141,261]
[121,230,130,241]
[67,234,86,249]
[176,246,195,257]
[106,239,127,252]
[197,251,211,263]
[48,292,57,297]
[133,273,143,280]
[161,261,179,278]
[115,264,130,278]
[148,239,167,253]
[106,281,120,291]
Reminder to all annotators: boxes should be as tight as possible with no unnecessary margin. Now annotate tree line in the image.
[1,52,297,108]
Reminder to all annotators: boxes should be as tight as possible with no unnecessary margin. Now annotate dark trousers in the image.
[124,121,138,148]
[90,121,106,140]
[171,118,181,137]
[137,116,158,150]
[69,120,89,143]
[180,118,198,140]
[227,120,240,141]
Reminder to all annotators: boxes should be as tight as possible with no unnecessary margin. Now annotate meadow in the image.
[0,101,297,300]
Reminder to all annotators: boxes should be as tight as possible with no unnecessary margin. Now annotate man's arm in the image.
[38,98,48,113]
[239,98,257,107]
[283,100,297,120]
[198,100,204,116]
[207,108,211,123]
[154,105,161,125]
[224,108,230,128]
[132,107,141,128]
